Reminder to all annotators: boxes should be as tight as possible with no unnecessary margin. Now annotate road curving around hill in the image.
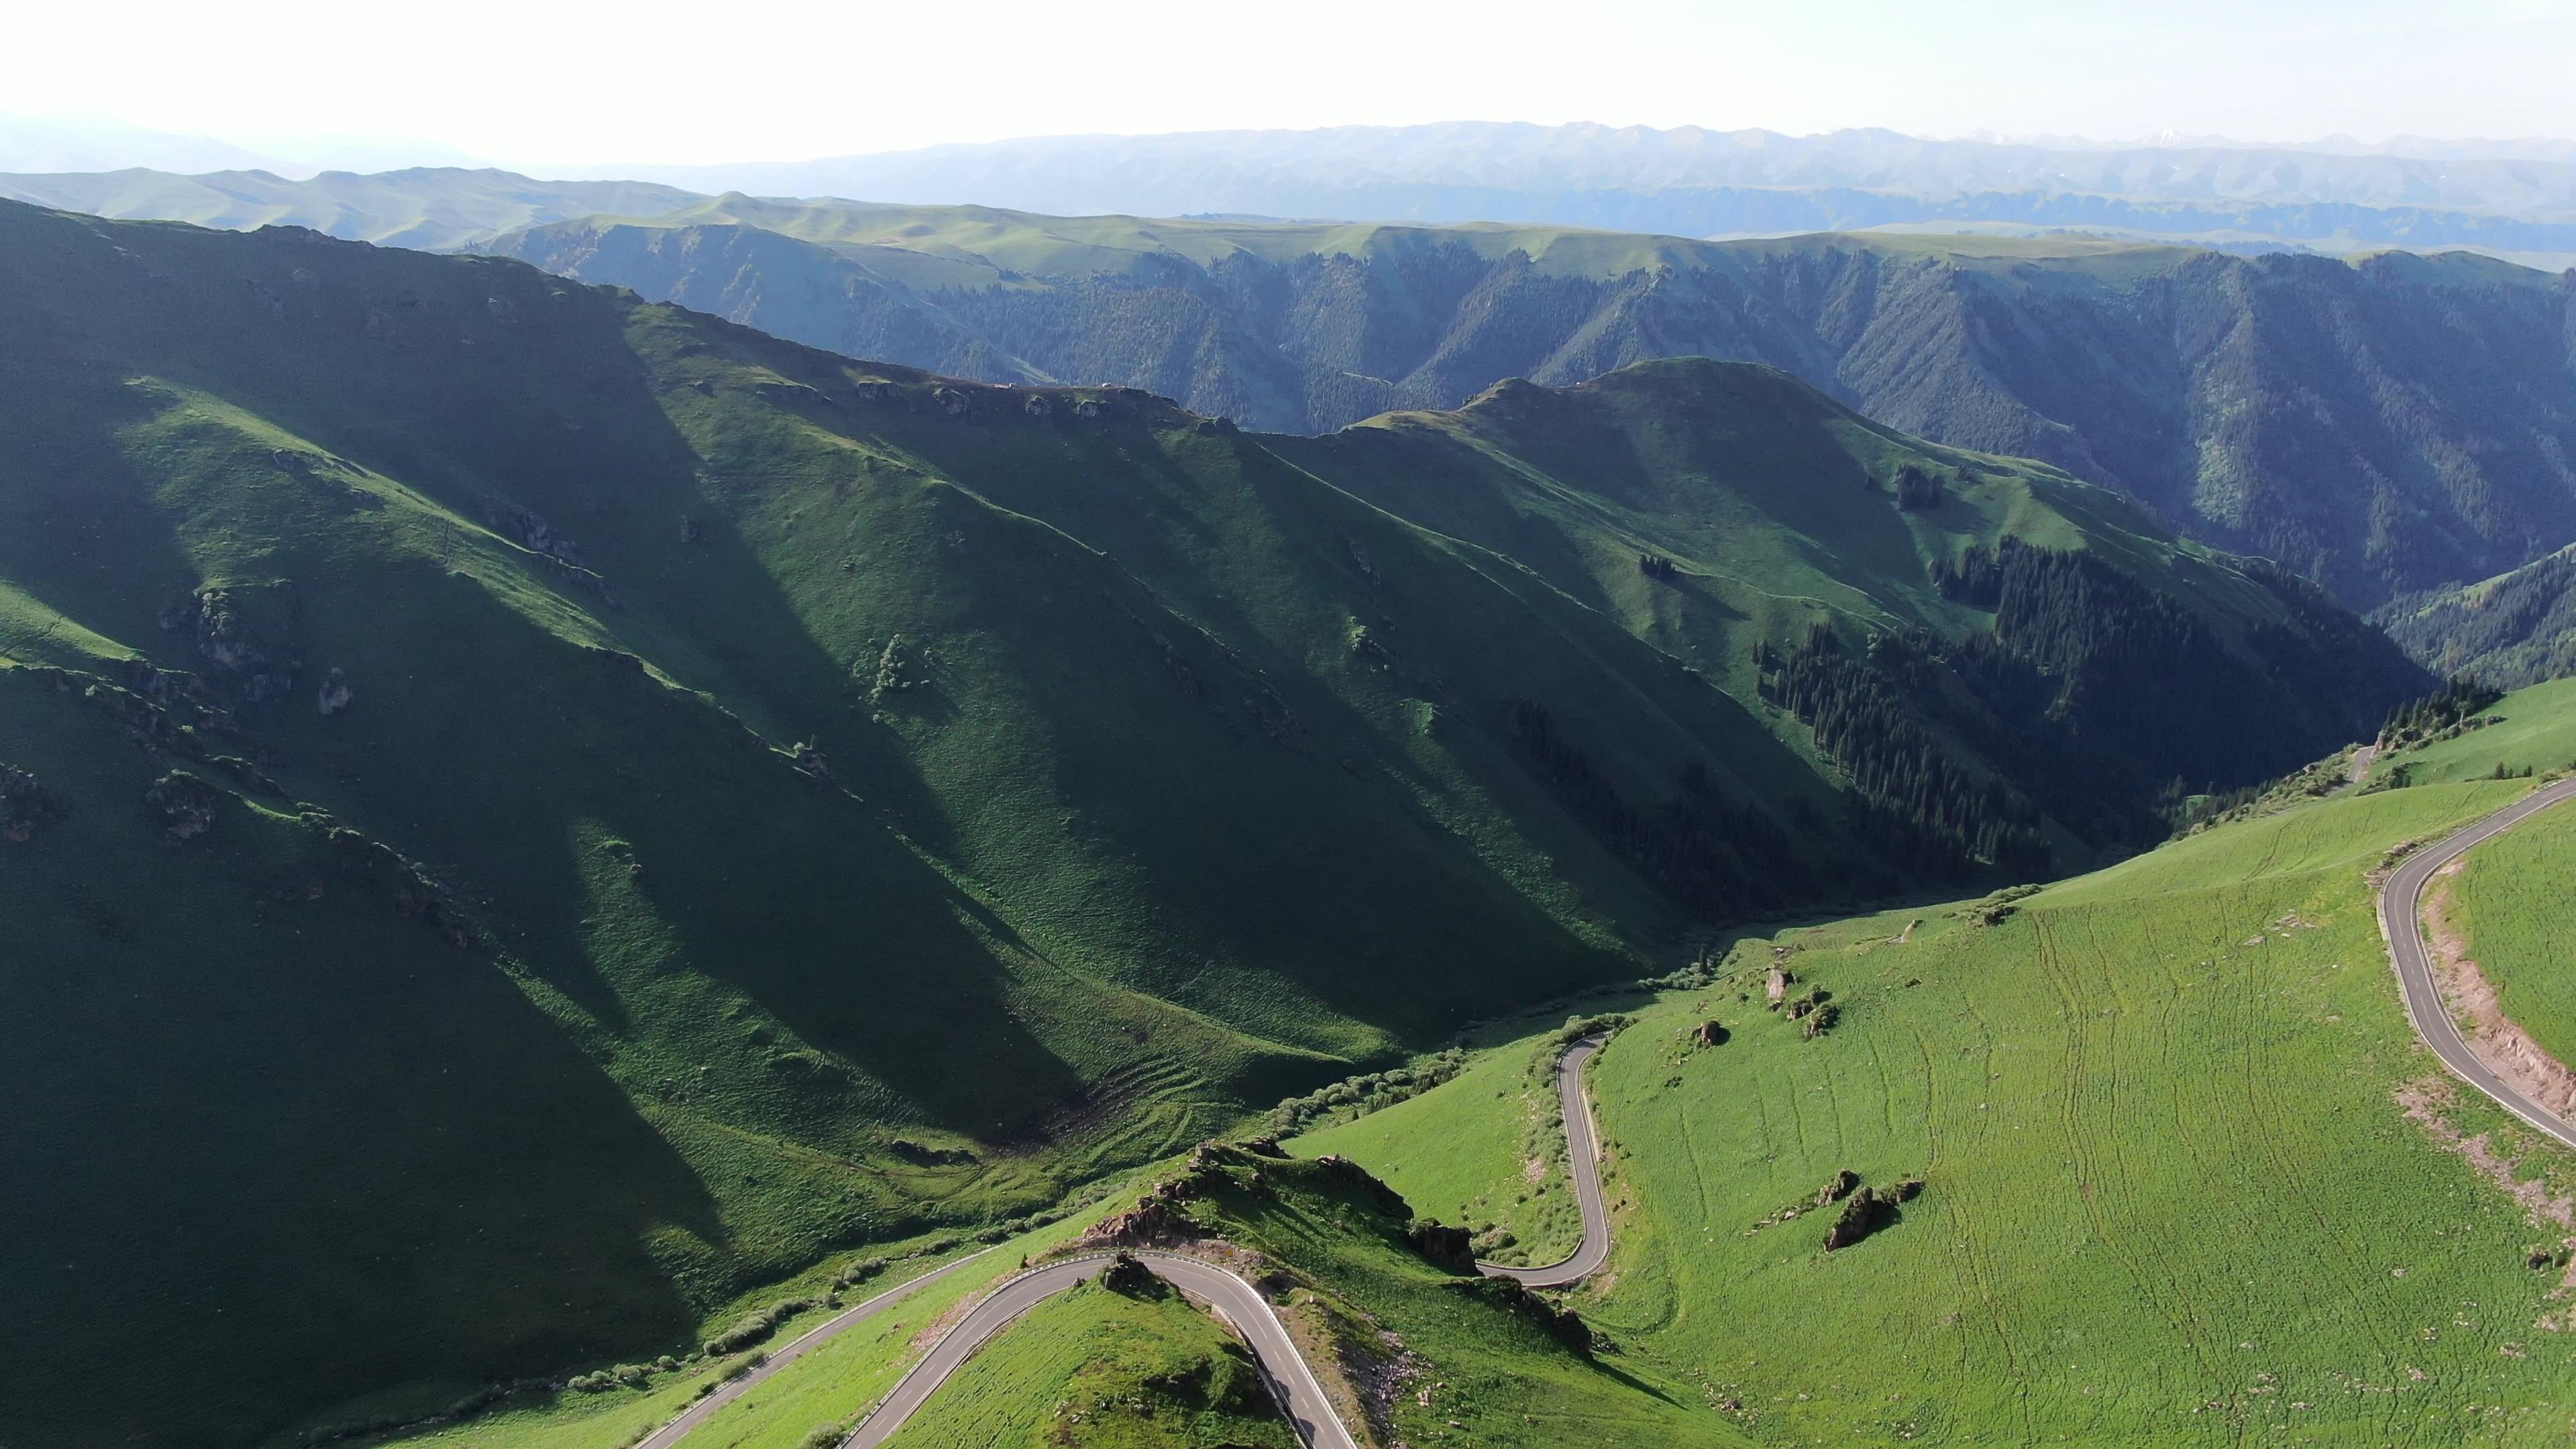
[841,1249,1360,1449]
[1477,1032,1612,1287]
[648,1032,1614,1449]
[2380,777,2576,1153]
[634,1249,994,1449]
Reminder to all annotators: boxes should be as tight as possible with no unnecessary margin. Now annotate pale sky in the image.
[12,0,2575,168]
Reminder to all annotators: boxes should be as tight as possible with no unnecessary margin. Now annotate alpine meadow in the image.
[13,17,2576,1447]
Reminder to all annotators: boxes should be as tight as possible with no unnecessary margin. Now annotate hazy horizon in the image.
[11,0,2574,176]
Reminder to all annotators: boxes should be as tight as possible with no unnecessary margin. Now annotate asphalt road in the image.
[843,1250,1360,1449]
[1478,1032,1612,1287]
[633,1248,992,1449]
[650,1034,1613,1448]
[2379,777,2576,1153]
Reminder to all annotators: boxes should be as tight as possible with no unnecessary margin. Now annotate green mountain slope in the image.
[2376,545,2576,689]
[0,201,2418,1447]
[476,201,2576,610]
[1302,775,2576,1446]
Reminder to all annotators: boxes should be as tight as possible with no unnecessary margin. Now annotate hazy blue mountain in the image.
[594,123,2576,254]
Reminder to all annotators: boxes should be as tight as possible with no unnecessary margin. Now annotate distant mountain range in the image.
[594,123,2576,260]
[0,166,698,250]
[11,165,2573,625]
[468,197,2576,612]
[15,119,2576,260]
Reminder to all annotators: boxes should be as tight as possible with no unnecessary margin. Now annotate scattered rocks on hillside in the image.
[317,667,354,717]
[1,763,67,843]
[1815,1169,1860,1207]
[1100,1250,1165,1297]
[1823,1175,1923,1251]
[144,769,222,842]
[162,587,299,704]
[1451,1276,1593,1356]
[1315,1155,1413,1218]
[1093,1195,1197,1249]
[1407,1221,1479,1273]
[789,740,833,784]
[1766,965,1794,1005]
[1690,1019,1729,1048]
[302,809,479,949]
[487,502,584,566]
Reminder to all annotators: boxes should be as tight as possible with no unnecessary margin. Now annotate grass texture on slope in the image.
[1315,779,2576,1446]
[1291,1031,1588,1269]
[2446,795,2576,1075]
[2396,676,2576,786]
[879,1279,1299,1449]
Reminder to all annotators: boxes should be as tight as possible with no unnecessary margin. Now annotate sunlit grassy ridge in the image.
[1308,778,2576,1446]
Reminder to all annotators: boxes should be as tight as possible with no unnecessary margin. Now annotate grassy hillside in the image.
[474,200,2576,611]
[1302,776,2576,1445]
[1292,1027,1591,1269]
[2381,676,2576,787]
[0,199,2420,1446]
[879,1279,1299,1449]
[2449,802,2576,1071]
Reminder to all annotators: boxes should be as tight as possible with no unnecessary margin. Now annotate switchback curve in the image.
[649,1032,1615,1448]
[2380,777,2576,1152]
[1477,1032,1612,1287]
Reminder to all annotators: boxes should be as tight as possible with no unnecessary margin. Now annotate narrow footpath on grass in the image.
[641,1034,1616,1449]
[2381,776,2576,1151]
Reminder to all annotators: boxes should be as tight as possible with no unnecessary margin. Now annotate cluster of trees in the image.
[1756,629,2051,878]
[1929,538,2416,835]
[1265,1049,1469,1135]
[2378,676,2504,747]
[1890,464,1945,511]
[1505,700,1808,916]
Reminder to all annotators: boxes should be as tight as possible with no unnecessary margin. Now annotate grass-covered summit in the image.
[0,198,2418,1447]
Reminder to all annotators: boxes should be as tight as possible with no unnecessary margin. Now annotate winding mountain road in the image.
[641,1032,1615,1449]
[633,1250,994,1449]
[843,1250,1359,1449]
[1478,1032,1612,1287]
[2380,777,2576,1152]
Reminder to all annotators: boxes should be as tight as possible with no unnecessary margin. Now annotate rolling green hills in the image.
[0,199,2423,1447]
[1295,774,2576,1446]
[476,199,2576,611]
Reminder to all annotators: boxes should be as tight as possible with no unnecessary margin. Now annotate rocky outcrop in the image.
[1405,1222,1478,1273]
[161,586,299,705]
[0,763,66,843]
[144,770,222,842]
